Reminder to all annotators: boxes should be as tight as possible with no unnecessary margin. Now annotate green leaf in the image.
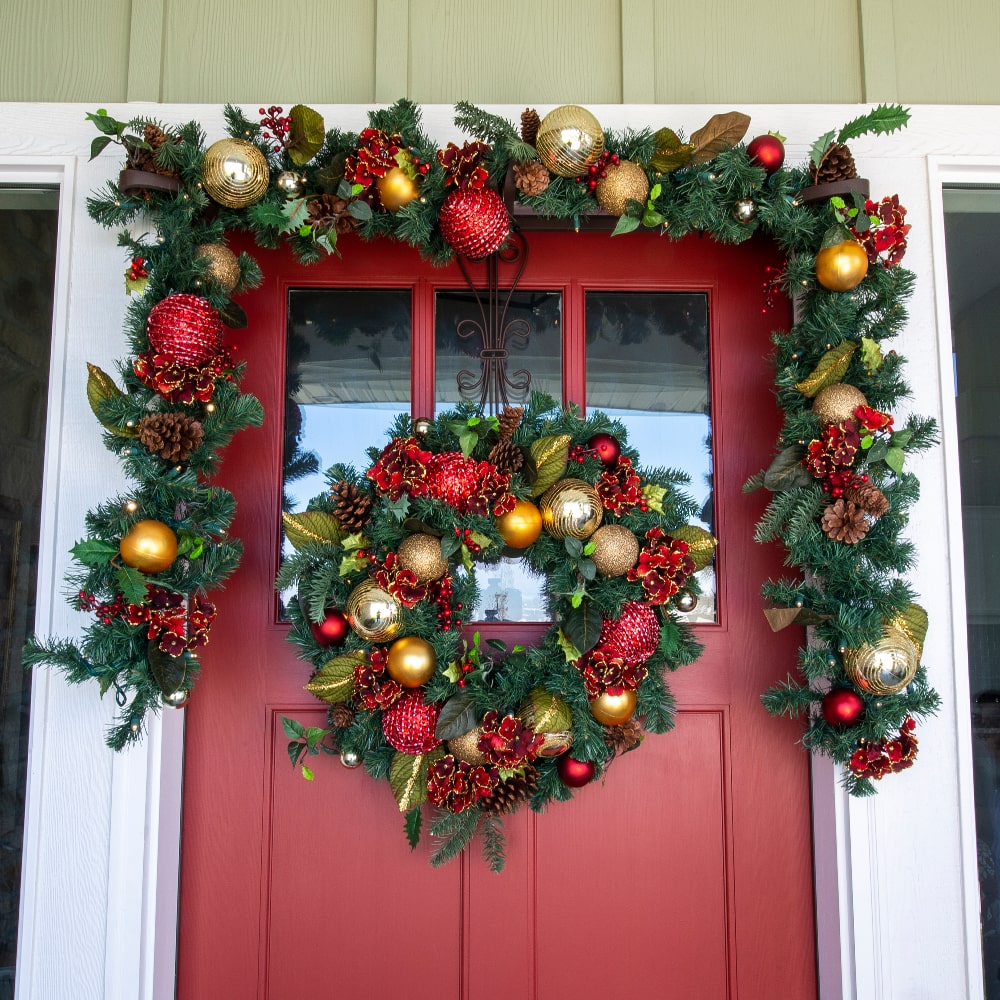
[304,726,328,747]
[348,200,373,221]
[611,214,641,237]
[86,112,121,136]
[304,652,365,704]
[435,691,477,740]
[649,182,662,201]
[579,558,597,581]
[468,530,492,551]
[341,532,367,552]
[570,592,583,609]
[337,179,353,199]
[762,447,812,490]
[458,430,477,457]
[405,807,423,849]
[390,752,429,812]
[278,197,311,235]
[885,446,905,473]
[563,602,601,655]
[282,510,343,550]
[860,337,884,374]
[89,135,114,160]
[339,552,368,577]
[641,208,665,228]
[287,741,306,768]
[71,538,119,566]
[556,629,583,662]
[810,130,836,168]
[116,565,148,605]
[287,104,326,166]
[837,104,911,144]
[440,533,462,560]
[641,483,667,513]
[582,541,596,556]
[564,536,583,559]
[301,765,315,781]
[527,434,571,497]
[443,660,463,684]
[868,439,889,463]
[890,428,912,447]
[281,715,305,739]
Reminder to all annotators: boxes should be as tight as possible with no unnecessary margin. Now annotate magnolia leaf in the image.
[689,112,751,166]
[304,652,365,704]
[642,483,667,513]
[528,434,571,497]
[116,565,148,605]
[279,197,311,235]
[348,200,372,221]
[147,640,185,695]
[648,128,694,173]
[860,337,884,374]
[611,214,641,237]
[810,130,836,168]
[405,807,423,849]
[287,105,326,167]
[390,752,429,812]
[435,690,477,740]
[794,341,858,398]
[837,103,911,144]
[563,602,601,656]
[671,524,718,571]
[282,511,343,550]
[764,606,833,632]
[556,629,583,662]
[762,447,812,490]
[885,446,905,473]
[440,533,462,560]
[86,363,137,437]
[339,552,368,577]
[71,537,119,566]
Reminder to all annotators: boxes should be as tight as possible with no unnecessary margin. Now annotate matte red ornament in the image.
[309,608,350,647]
[599,600,660,668]
[382,690,443,754]
[557,754,596,788]
[438,187,510,261]
[821,688,865,727]
[747,133,786,175]
[587,432,622,467]
[147,293,225,367]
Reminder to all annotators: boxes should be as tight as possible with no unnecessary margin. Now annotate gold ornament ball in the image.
[539,479,603,540]
[448,727,490,767]
[843,626,919,696]
[276,170,304,196]
[589,689,637,726]
[386,635,437,688]
[195,243,241,294]
[162,689,189,708]
[812,383,868,426]
[674,588,698,613]
[412,417,433,437]
[340,749,362,768]
[734,198,757,223]
[376,166,420,211]
[519,687,574,757]
[202,138,270,208]
[590,524,640,576]
[397,533,448,582]
[535,105,605,178]
[345,580,402,642]
[496,498,543,549]
[595,161,650,216]
[815,240,869,292]
[119,519,178,574]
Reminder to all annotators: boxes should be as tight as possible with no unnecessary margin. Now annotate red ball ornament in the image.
[309,608,350,647]
[747,133,786,175]
[147,293,224,367]
[382,690,443,754]
[438,187,510,261]
[587,432,621,467]
[599,600,660,668]
[557,755,596,788]
[821,688,865,728]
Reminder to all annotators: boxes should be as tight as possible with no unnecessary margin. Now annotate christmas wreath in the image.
[277,397,715,868]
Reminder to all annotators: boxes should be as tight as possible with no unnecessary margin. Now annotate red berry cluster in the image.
[454,525,481,553]
[77,590,126,625]
[127,256,148,281]
[568,444,591,464]
[576,151,620,192]
[427,575,462,633]
[258,106,291,153]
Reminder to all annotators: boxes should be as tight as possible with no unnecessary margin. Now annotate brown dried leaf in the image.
[689,112,752,166]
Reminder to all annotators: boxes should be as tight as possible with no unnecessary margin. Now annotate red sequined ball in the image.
[381,689,442,754]
[147,293,224,367]
[599,600,661,667]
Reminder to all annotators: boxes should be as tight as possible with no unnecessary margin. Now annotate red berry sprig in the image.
[258,106,291,153]
[127,256,148,281]
[576,151,620,192]
[454,525,482,553]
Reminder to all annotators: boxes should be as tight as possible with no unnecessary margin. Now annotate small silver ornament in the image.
[276,170,305,196]
[734,198,757,223]
[162,689,189,708]
[412,417,433,437]
[340,749,362,768]
[674,589,698,613]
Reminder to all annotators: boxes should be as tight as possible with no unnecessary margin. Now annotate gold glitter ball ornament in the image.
[589,524,640,577]
[386,635,437,688]
[535,105,605,178]
[589,689,637,726]
[812,383,868,426]
[447,727,490,767]
[202,138,270,208]
[539,478,603,540]
[595,160,650,216]
[345,580,402,642]
[195,243,241,294]
[843,625,919,696]
[397,532,448,582]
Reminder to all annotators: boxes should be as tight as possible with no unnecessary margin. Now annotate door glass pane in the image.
[585,291,715,621]
[944,187,1000,997]
[0,187,58,998]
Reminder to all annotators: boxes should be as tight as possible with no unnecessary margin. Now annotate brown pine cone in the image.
[481,765,539,815]
[810,142,858,184]
[130,125,178,177]
[330,703,355,729]
[520,108,541,147]
[488,439,524,476]
[144,124,169,150]
[331,480,372,532]
[513,160,550,198]
[821,499,869,544]
[307,195,358,234]
[497,405,524,441]
[845,483,889,518]
[137,412,204,462]
[604,718,645,757]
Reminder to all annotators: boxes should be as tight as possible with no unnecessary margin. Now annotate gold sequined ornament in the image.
[447,727,490,767]
[397,533,448,582]
[812,383,868,426]
[589,689,637,726]
[345,580,402,642]
[589,524,640,577]
[202,138,270,208]
[195,244,241,294]
[276,170,304,196]
[539,479,603,540]
[535,105,605,178]
[843,625,919,696]
[594,161,650,216]
[386,635,437,687]
[518,687,574,757]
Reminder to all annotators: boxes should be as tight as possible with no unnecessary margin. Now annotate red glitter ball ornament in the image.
[587,432,621,467]
[309,608,350,647]
[438,187,510,261]
[821,688,865,728]
[382,689,442,754]
[557,755,596,788]
[599,600,660,668]
[147,293,224,367]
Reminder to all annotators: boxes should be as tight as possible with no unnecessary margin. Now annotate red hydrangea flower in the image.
[353,647,403,711]
[436,141,491,190]
[427,754,498,813]
[577,645,649,698]
[850,195,911,267]
[375,551,427,608]
[853,405,894,433]
[597,456,645,514]
[477,710,544,768]
[134,347,235,404]
[366,436,433,501]
[344,127,402,188]
[848,717,919,780]
[125,586,217,657]
[626,527,696,605]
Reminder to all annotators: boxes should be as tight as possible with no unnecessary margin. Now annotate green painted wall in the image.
[0,0,998,104]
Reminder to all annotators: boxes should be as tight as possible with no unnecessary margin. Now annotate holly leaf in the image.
[885,446,905,474]
[435,690,477,740]
[443,660,463,684]
[385,495,410,521]
[762,447,812,490]
[794,341,858,398]
[339,552,368,577]
[468,531,492,552]
[860,337,884,374]
[642,483,666,513]
[611,214,641,237]
[405,807,423,850]
[563,602,601,656]
[282,511,343,550]
[279,197,311,235]
[460,544,474,573]
[689,112,751,166]
[810,130,836,168]
[116,565,148,605]
[390,752,430,812]
[340,532,367,552]
[125,274,149,297]
[248,200,288,231]
[304,652,365,704]
[71,537,119,566]
[528,434,571,497]
[287,104,325,167]
[837,104,911,144]
[556,628,583,662]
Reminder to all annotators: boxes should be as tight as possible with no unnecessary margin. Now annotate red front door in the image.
[177,230,816,999]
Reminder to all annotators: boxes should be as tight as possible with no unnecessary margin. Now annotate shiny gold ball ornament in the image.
[496,498,543,549]
[386,635,437,688]
[345,580,402,642]
[376,166,420,211]
[397,533,448,582]
[535,105,605,178]
[843,625,920,696]
[518,687,574,757]
[447,727,490,767]
[202,138,270,208]
[119,519,178,574]
[589,689,637,726]
[276,170,304,196]
[594,160,650,216]
[589,524,640,577]
[340,749,362,768]
[195,243,241,294]
[412,417,432,437]
[815,239,869,292]
[674,589,698,613]
[539,479,603,540]
[733,198,757,223]
[812,383,869,426]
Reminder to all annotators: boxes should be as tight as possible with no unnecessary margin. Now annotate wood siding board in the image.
[621,0,656,103]
[375,0,410,102]
[127,0,166,102]
[858,0,898,102]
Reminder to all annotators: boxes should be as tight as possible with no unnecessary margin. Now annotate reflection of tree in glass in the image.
[283,325,320,512]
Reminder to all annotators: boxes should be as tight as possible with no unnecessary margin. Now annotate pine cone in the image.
[497,405,524,441]
[810,142,858,184]
[331,480,372,532]
[481,764,538,815]
[513,160,550,198]
[821,499,869,544]
[130,125,178,177]
[845,483,889,518]
[488,439,524,476]
[604,718,644,757]
[144,124,169,150]
[307,195,358,234]
[520,108,541,147]
[137,412,204,462]
[330,703,355,729]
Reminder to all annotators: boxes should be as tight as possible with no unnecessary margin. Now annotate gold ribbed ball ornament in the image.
[843,625,919,696]
[195,243,241,294]
[519,686,574,757]
[496,498,543,549]
[589,689,637,726]
[345,580,402,642]
[590,524,640,576]
[595,160,650,216]
[535,105,605,178]
[812,383,869,426]
[119,519,178,574]
[376,166,420,211]
[397,533,448,582]
[386,635,437,687]
[447,727,490,767]
[539,479,603,540]
[202,138,270,208]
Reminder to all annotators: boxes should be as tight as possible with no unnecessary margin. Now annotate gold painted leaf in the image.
[282,511,343,551]
[528,434,571,498]
[672,524,718,571]
[522,686,573,732]
[794,341,858,398]
[648,128,695,173]
[390,751,430,812]
[287,105,326,167]
[689,112,751,166]
[892,602,928,662]
[304,652,365,704]
[86,362,137,438]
